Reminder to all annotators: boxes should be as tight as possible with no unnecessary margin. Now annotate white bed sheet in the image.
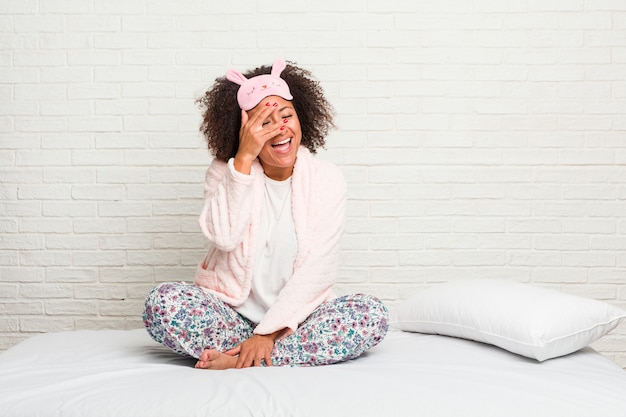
[1,328,625,417]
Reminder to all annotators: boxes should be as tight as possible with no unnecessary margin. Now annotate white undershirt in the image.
[235,175,297,324]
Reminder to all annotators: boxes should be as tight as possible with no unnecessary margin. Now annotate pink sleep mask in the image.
[226,59,293,111]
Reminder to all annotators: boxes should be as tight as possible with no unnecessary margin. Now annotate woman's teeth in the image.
[272,138,291,147]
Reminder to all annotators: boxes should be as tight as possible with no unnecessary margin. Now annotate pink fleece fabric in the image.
[194,147,346,336]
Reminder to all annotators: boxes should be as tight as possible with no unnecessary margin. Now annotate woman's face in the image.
[248,95,302,181]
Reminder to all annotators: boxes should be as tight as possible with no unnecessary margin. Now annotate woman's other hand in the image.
[225,329,282,368]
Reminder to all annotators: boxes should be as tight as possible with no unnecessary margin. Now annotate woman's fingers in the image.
[231,335,275,368]
[239,109,248,129]
[243,101,275,131]
[238,107,283,156]
[225,345,240,356]
[233,101,285,175]
[235,351,255,369]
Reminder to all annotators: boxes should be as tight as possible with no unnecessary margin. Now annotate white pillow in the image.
[394,279,626,361]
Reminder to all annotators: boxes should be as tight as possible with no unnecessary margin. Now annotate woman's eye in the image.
[262,121,270,126]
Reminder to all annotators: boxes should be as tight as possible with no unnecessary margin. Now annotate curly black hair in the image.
[196,61,336,162]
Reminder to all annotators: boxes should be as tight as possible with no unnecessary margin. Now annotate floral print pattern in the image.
[143,282,389,366]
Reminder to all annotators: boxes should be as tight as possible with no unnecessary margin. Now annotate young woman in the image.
[143,59,389,369]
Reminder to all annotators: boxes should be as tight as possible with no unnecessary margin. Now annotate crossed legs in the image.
[143,282,389,368]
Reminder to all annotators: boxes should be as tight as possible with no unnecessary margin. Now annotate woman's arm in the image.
[198,159,256,251]
[199,105,285,251]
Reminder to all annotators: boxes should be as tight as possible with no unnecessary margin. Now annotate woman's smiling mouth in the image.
[271,138,292,152]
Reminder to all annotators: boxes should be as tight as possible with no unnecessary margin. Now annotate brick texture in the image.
[0,1,625,367]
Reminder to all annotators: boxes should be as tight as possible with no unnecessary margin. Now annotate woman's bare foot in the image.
[194,349,238,370]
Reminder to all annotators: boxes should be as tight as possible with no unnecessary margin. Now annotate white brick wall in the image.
[1,1,625,367]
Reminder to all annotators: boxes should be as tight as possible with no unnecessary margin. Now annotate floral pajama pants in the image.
[143,282,389,367]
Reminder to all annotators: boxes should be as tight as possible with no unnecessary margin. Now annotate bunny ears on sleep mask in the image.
[226,59,294,111]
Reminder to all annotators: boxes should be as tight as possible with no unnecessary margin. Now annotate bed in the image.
[1,279,625,417]
[1,328,626,417]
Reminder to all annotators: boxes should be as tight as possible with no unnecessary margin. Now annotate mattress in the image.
[1,328,625,417]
